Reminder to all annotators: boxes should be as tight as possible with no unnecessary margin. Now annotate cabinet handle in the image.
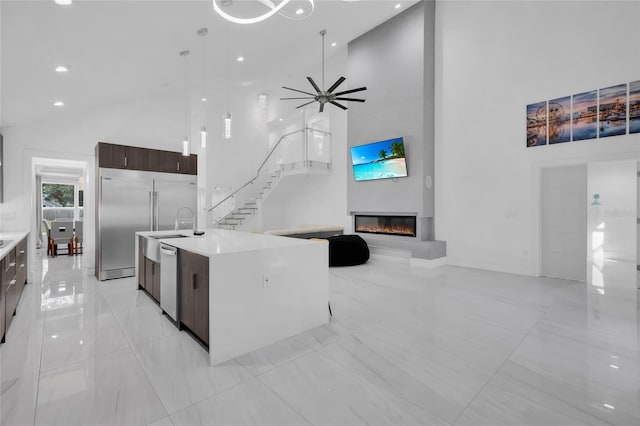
[177,162,180,171]
[9,262,16,268]
[9,279,16,286]
[124,156,128,167]
[19,250,25,255]
[192,273,197,290]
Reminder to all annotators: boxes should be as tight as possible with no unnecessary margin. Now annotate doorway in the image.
[540,165,588,281]
[30,157,89,265]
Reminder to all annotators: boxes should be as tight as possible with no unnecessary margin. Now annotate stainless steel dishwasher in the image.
[159,243,179,322]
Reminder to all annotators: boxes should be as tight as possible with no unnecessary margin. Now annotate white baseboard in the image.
[410,256,448,269]
[369,252,447,269]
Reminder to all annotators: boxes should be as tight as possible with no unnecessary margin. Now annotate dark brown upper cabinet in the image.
[96,142,197,175]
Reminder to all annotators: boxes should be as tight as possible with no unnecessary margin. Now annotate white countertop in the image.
[136,228,322,258]
[0,231,29,259]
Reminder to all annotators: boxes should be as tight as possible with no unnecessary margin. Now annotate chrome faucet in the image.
[175,207,196,231]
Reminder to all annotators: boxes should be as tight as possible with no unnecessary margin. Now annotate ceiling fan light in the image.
[280,30,366,112]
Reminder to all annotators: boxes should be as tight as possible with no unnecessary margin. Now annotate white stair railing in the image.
[209,126,331,229]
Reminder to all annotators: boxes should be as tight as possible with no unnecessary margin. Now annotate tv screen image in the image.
[350,137,408,181]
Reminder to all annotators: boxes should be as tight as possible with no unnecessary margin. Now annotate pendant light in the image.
[197,27,208,148]
[223,23,232,139]
[180,50,191,156]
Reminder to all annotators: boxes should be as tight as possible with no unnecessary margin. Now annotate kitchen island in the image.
[135,228,328,366]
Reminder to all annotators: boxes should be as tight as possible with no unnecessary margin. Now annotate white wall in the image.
[436,0,640,275]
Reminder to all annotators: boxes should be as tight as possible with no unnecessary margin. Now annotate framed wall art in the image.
[598,84,627,138]
[527,101,547,147]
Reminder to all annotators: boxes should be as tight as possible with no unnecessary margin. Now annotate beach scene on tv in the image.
[351,137,408,181]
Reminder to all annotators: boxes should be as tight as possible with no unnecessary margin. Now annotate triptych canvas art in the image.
[527,80,640,147]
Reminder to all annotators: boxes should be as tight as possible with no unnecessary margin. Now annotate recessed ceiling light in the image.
[55,65,68,73]
[331,42,337,47]
[201,97,207,102]
[278,118,283,121]
[395,3,401,9]
[295,8,304,15]
[53,101,64,107]
[54,0,72,5]
[237,56,244,62]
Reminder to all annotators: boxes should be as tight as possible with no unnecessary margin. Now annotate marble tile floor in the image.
[1,251,639,425]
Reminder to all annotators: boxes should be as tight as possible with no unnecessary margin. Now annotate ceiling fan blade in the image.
[306,77,322,94]
[280,97,315,100]
[329,100,348,110]
[282,86,316,96]
[333,86,367,96]
[334,97,366,102]
[319,102,325,113]
[296,100,316,109]
[327,76,346,94]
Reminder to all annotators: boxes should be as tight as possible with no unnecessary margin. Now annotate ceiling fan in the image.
[281,29,367,113]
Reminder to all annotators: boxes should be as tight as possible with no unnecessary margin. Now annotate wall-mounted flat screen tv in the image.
[350,137,408,181]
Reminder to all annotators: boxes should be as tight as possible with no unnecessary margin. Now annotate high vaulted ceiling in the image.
[1,0,419,128]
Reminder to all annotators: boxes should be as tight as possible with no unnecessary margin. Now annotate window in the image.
[42,182,83,222]
[42,183,74,207]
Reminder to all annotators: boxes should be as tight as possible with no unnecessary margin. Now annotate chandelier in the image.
[213,0,315,25]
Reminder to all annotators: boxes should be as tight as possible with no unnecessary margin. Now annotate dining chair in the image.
[73,220,83,255]
[49,222,73,256]
[42,219,53,256]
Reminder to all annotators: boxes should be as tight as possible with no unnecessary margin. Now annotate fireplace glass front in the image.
[354,215,416,237]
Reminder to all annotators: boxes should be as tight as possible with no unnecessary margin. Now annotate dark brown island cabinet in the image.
[137,236,160,303]
[1,236,28,343]
[179,249,209,346]
[96,142,197,175]
[144,257,161,303]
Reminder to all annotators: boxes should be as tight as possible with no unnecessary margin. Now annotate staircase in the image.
[209,125,331,230]
[215,169,282,230]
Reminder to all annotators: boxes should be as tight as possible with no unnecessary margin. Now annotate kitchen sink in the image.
[144,234,189,262]
[0,240,13,248]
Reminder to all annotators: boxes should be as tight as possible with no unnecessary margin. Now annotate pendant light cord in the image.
[185,54,189,138]
[226,22,230,112]
[180,50,190,140]
[201,31,206,104]
[321,29,325,91]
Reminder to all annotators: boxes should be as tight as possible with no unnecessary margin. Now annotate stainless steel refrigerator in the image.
[97,168,196,280]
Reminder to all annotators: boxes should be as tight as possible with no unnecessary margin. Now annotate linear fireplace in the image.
[354,214,416,237]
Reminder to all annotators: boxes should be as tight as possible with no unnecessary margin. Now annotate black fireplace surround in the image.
[354,214,416,237]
